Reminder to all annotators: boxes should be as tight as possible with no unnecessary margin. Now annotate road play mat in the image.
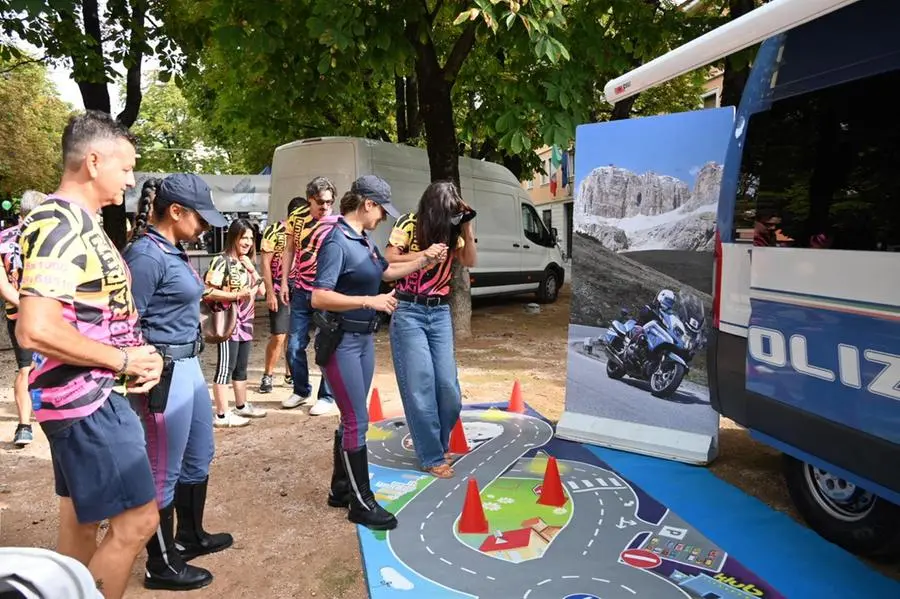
[357,402,900,599]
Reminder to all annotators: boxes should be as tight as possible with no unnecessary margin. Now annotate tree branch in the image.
[443,19,478,85]
[0,56,48,75]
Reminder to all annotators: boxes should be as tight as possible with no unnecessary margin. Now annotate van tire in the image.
[782,454,900,558]
[536,268,560,304]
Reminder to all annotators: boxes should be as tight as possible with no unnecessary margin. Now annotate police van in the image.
[268,137,566,303]
[604,0,900,556]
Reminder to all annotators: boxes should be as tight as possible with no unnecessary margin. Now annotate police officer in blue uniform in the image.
[124,174,234,590]
[311,176,447,530]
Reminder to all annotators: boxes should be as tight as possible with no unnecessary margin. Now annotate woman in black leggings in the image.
[203,219,266,427]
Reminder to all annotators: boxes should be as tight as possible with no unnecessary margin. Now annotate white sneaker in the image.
[214,411,250,428]
[234,402,267,418]
[309,398,339,416]
[281,393,310,409]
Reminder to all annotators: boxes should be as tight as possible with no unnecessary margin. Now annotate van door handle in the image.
[513,243,520,248]
[523,244,531,249]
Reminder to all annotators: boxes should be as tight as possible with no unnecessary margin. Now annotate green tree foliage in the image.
[127,72,235,174]
[0,56,72,200]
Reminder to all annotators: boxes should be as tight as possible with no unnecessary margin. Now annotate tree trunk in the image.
[405,76,421,139]
[720,0,758,107]
[395,76,408,143]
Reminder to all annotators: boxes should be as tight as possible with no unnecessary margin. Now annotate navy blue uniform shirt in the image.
[124,227,205,345]
[314,217,388,322]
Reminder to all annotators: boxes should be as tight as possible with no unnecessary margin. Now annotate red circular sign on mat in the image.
[620,549,662,569]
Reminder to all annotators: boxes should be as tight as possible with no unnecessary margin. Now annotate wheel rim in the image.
[544,274,557,298]
[651,362,676,391]
[803,463,876,522]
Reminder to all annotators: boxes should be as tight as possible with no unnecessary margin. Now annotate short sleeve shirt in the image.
[204,254,257,342]
[260,220,287,294]
[314,218,388,322]
[19,197,143,432]
[387,212,464,296]
[124,228,206,345]
[0,223,23,320]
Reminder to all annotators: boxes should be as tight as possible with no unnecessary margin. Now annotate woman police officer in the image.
[311,176,447,530]
[124,174,234,591]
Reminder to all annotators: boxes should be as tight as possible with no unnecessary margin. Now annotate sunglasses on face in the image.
[313,197,335,206]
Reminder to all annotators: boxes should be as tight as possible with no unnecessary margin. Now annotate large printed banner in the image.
[556,108,734,464]
[124,172,271,214]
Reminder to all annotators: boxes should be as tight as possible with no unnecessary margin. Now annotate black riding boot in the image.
[328,429,352,508]
[174,477,234,562]
[144,503,213,591]
[343,445,397,531]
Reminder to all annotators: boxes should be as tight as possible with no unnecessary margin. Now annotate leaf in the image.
[317,52,331,74]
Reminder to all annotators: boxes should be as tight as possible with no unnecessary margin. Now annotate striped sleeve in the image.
[260,221,284,253]
[388,213,415,251]
[205,255,228,289]
[19,204,87,304]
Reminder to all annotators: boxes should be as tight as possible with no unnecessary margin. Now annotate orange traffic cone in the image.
[458,478,489,534]
[537,456,567,507]
[507,380,525,413]
[449,418,470,454]
[368,388,384,423]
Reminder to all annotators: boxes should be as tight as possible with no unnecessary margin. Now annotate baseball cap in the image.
[158,174,227,228]
[351,175,399,218]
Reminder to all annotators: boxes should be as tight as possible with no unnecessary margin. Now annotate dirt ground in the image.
[1,285,897,597]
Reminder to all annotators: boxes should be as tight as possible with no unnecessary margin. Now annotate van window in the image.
[522,203,552,247]
[732,68,900,251]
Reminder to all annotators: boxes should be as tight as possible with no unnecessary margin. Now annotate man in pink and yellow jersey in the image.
[17,110,165,599]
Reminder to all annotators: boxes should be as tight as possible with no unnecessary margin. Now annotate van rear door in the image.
[270,139,358,218]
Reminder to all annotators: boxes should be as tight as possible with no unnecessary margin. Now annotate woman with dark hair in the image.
[204,219,267,427]
[124,174,233,591]
[385,180,477,478]
[312,175,447,530]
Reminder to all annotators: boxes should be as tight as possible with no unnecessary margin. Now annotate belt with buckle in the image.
[395,291,449,307]
[339,317,380,334]
[153,339,201,360]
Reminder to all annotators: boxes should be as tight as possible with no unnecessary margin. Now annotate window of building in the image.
[702,91,718,109]
[733,68,900,251]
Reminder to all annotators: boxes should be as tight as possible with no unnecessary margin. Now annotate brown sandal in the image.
[424,463,455,479]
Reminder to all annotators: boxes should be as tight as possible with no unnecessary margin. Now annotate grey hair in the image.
[19,190,46,216]
[61,110,137,168]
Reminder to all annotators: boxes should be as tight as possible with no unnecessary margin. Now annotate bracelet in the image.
[115,348,128,376]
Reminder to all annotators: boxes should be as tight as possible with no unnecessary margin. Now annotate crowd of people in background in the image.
[2,108,478,597]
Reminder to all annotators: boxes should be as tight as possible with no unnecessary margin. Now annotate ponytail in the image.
[133,177,161,240]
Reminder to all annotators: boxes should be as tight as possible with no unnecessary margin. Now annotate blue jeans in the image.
[287,289,334,401]
[131,357,215,508]
[389,301,462,469]
[321,331,374,450]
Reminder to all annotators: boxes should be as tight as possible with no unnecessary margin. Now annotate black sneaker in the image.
[259,374,273,394]
[14,425,33,447]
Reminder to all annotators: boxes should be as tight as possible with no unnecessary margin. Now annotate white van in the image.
[268,136,566,303]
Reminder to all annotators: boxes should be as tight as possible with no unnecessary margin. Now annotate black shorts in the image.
[268,296,290,336]
[6,318,33,370]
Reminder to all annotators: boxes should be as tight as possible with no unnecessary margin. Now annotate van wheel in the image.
[782,454,900,558]
[536,269,560,304]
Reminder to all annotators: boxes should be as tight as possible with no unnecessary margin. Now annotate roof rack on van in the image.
[602,0,860,104]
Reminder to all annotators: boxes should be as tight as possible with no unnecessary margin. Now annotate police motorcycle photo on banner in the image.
[556,107,734,464]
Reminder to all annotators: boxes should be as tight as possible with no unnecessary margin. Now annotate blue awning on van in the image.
[773,0,900,101]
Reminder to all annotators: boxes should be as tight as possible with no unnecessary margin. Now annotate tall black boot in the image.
[343,445,397,531]
[174,477,234,562]
[144,503,213,591]
[328,429,352,508]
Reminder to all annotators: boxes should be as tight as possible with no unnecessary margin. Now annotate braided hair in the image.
[132,177,163,240]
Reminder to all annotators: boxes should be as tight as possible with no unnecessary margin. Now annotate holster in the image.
[147,357,176,414]
[313,311,344,367]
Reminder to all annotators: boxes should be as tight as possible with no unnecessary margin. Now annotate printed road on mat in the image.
[359,407,779,599]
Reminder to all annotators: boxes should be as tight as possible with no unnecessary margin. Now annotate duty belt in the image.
[153,338,202,360]
[339,317,380,334]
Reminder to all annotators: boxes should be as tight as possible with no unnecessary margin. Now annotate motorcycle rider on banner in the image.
[628,289,677,349]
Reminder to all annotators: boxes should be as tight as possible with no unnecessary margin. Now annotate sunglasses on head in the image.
[450,209,477,226]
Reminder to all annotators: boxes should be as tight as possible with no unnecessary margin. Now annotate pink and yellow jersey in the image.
[388,212,465,297]
[294,215,341,292]
[260,220,287,294]
[204,255,257,342]
[0,223,23,320]
[18,197,143,432]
